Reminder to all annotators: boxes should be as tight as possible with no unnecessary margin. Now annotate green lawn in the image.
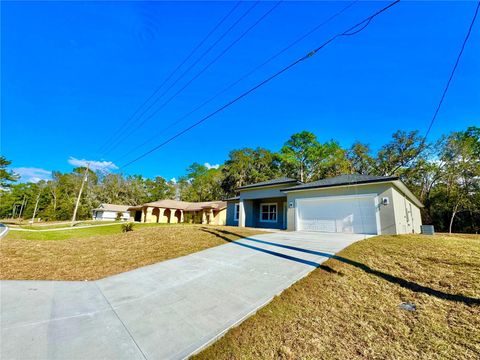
[16,220,118,230]
[194,233,480,360]
[4,222,164,241]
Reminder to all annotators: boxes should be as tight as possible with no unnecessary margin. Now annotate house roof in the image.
[281,174,399,192]
[281,174,424,208]
[94,203,131,212]
[186,201,227,211]
[224,196,240,202]
[129,199,227,212]
[237,177,301,190]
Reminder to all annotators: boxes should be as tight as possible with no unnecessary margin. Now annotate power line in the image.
[98,1,241,155]
[120,0,400,170]
[423,1,479,141]
[388,0,479,176]
[117,1,358,162]
[102,1,262,156]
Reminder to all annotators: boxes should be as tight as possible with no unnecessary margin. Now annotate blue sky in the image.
[2,1,479,182]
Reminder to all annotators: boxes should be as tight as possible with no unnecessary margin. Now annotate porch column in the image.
[171,209,178,224]
[239,200,245,227]
[201,210,207,224]
[144,207,154,223]
[207,209,214,224]
[158,208,166,223]
[180,210,184,223]
[140,208,145,222]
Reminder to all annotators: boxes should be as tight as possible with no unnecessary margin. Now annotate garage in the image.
[295,194,379,234]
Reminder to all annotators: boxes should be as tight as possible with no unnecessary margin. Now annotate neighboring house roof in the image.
[237,177,301,190]
[94,203,131,212]
[130,200,227,212]
[186,201,227,211]
[281,174,399,192]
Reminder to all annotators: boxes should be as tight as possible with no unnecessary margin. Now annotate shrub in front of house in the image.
[122,223,134,232]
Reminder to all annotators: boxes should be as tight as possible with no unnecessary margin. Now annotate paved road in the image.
[1,231,367,359]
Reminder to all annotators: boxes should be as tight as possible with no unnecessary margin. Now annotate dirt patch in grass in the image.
[194,234,480,360]
[0,225,264,280]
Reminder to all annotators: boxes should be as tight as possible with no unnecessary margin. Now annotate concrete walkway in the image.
[1,231,367,360]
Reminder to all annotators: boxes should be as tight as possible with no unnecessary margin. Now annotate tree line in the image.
[1,126,478,233]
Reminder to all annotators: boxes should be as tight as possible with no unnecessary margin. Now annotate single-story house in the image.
[92,203,131,221]
[225,174,423,235]
[128,199,227,225]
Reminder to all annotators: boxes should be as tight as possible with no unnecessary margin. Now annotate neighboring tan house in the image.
[226,174,423,235]
[128,200,227,225]
[93,204,131,221]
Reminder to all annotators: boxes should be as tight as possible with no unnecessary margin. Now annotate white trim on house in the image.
[234,203,240,221]
[259,202,278,223]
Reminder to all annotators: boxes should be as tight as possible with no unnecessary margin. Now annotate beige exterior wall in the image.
[213,208,227,225]
[285,183,422,235]
[391,187,422,234]
[144,207,155,223]
[140,206,226,225]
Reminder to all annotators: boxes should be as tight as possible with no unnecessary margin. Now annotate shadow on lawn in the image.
[202,228,480,306]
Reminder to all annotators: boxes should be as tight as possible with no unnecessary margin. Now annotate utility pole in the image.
[31,187,43,224]
[71,163,90,227]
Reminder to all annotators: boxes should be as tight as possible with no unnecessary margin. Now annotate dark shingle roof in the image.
[282,174,399,192]
[237,177,301,190]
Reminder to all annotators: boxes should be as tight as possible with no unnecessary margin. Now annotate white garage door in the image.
[296,195,379,234]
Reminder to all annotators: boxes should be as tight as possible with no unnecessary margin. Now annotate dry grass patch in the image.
[0,225,264,280]
[194,233,480,360]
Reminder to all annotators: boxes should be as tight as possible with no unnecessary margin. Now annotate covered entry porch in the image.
[239,197,287,230]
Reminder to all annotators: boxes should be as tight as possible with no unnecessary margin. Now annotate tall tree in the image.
[0,156,19,188]
[311,140,351,180]
[222,147,281,195]
[145,176,176,202]
[347,142,376,175]
[439,128,480,233]
[375,130,425,176]
[180,163,225,202]
[279,131,321,182]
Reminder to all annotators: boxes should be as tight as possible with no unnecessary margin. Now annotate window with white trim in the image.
[260,203,277,222]
[234,203,240,221]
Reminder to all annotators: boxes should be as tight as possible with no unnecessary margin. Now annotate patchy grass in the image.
[194,233,480,360]
[0,225,264,280]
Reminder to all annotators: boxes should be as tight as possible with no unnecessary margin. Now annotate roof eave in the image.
[237,180,302,191]
[281,177,400,192]
[392,180,424,208]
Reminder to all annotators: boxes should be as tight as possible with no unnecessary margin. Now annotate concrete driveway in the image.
[1,231,368,359]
